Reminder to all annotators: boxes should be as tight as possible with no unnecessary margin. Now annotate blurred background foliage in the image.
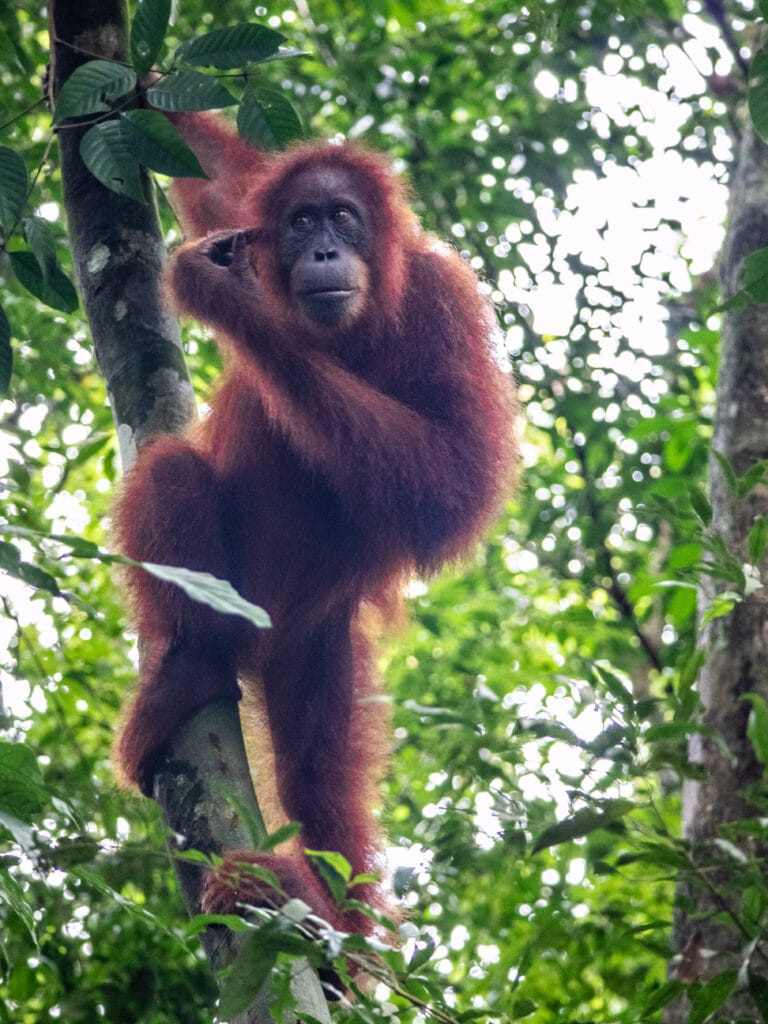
[0,0,761,1020]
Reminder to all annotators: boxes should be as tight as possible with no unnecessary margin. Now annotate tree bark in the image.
[667,119,768,1020]
[48,3,329,1020]
[48,0,194,460]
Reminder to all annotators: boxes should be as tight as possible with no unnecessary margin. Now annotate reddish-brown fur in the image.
[113,112,517,936]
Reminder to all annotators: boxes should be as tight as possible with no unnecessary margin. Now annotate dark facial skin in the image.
[277,166,371,328]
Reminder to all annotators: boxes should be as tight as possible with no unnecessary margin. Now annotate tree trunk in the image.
[667,119,768,1020]
[47,3,329,1020]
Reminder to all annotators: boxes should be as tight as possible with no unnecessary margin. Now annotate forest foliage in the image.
[1,0,768,1021]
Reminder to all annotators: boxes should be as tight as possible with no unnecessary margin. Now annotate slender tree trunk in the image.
[47,3,329,1020]
[667,119,768,1020]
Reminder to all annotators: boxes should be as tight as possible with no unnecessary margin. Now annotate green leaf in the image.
[71,867,170,932]
[218,926,319,1018]
[751,50,768,144]
[402,699,472,725]
[22,215,57,282]
[721,247,768,310]
[0,872,37,946]
[261,822,301,850]
[146,69,237,112]
[511,1000,537,1019]
[141,562,271,627]
[0,146,28,232]
[0,21,32,76]
[184,912,253,936]
[15,562,61,596]
[689,970,737,1024]
[700,591,741,627]
[237,86,305,149]
[668,542,703,570]
[79,121,146,202]
[407,939,436,973]
[532,799,634,853]
[257,47,310,65]
[742,694,768,767]
[309,849,351,903]
[688,485,712,526]
[0,540,20,572]
[665,427,695,472]
[8,251,79,313]
[306,849,352,883]
[587,723,631,757]
[742,247,768,302]
[220,926,324,1017]
[748,973,768,1023]
[750,515,768,564]
[592,661,634,707]
[653,580,698,590]
[738,459,768,497]
[176,23,286,70]
[0,305,11,393]
[641,979,685,1015]
[0,526,109,560]
[121,110,206,177]
[517,718,584,747]
[130,0,171,75]
[0,811,34,852]
[50,533,109,558]
[645,720,709,742]
[54,60,137,120]
[742,886,765,927]
[0,741,48,823]
[712,449,738,496]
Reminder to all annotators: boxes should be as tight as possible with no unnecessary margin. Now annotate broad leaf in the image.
[0,873,37,946]
[592,661,633,707]
[0,145,28,230]
[176,23,286,70]
[141,562,271,627]
[700,591,741,627]
[22,215,56,282]
[532,799,634,853]
[130,0,171,75]
[750,515,768,564]
[71,867,170,932]
[55,60,137,120]
[0,741,48,823]
[641,980,685,1015]
[688,484,712,526]
[146,69,236,112]
[740,247,768,304]
[742,693,768,767]
[689,971,737,1024]
[219,928,320,1018]
[217,933,279,1018]
[237,86,305,149]
[722,246,768,310]
[8,250,79,313]
[80,121,146,202]
[122,110,206,177]
[306,849,352,882]
[15,561,61,596]
[0,540,20,573]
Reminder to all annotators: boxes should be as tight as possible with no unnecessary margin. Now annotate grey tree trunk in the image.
[667,120,768,1019]
[48,2,329,1020]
